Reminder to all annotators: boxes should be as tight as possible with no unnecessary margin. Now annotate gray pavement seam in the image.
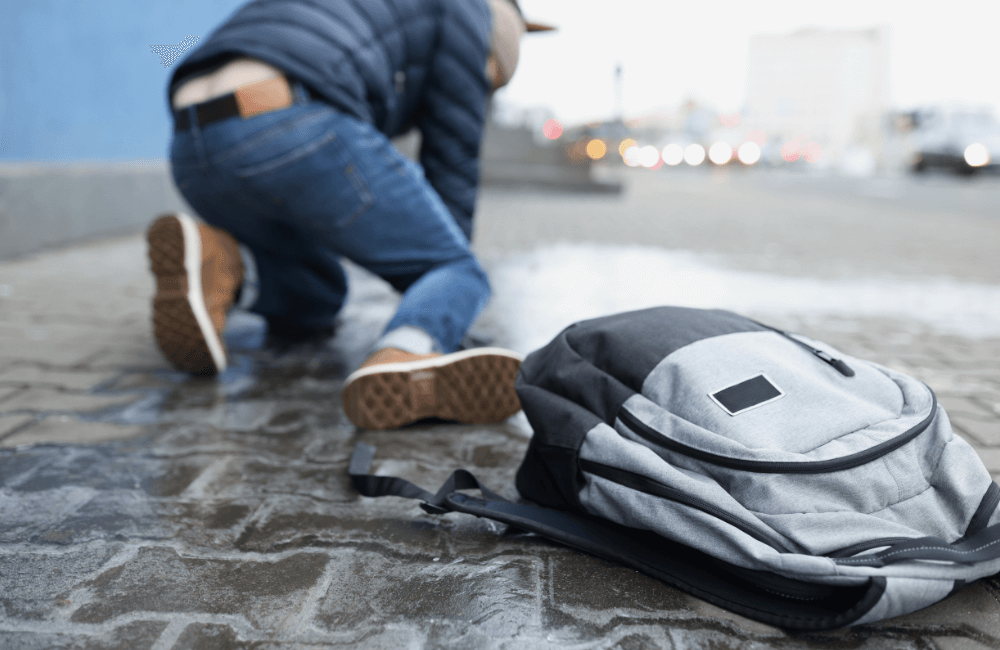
[0,612,257,645]
[271,558,340,638]
[0,413,38,443]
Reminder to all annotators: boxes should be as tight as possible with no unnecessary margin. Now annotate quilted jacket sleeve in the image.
[416,0,491,240]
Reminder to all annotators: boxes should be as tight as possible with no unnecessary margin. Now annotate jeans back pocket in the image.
[222,117,375,235]
[210,106,332,173]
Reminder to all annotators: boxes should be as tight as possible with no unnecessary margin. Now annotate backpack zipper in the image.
[956,482,1000,543]
[811,484,998,557]
[580,458,795,553]
[618,390,936,474]
[824,537,915,559]
[752,321,855,377]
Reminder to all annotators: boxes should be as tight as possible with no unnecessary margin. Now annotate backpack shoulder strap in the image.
[350,442,508,515]
[348,443,886,631]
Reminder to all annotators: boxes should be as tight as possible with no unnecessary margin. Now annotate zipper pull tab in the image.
[813,349,855,377]
[751,318,857,378]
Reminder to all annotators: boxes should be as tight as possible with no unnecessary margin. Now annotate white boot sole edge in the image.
[176,212,228,373]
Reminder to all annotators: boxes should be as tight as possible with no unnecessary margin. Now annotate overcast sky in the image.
[499,0,998,126]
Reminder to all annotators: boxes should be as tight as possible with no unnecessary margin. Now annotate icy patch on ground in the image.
[486,243,1000,354]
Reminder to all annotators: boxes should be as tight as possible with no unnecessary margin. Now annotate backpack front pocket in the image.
[617,397,936,474]
[631,331,937,469]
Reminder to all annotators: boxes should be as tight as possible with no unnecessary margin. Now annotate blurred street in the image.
[477,167,1000,283]
[2,170,999,648]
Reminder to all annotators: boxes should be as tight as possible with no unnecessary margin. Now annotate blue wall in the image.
[0,0,247,161]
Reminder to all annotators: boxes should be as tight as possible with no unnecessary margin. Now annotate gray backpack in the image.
[350,306,1000,630]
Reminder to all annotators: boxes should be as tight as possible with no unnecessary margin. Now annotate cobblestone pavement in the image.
[2,171,1000,649]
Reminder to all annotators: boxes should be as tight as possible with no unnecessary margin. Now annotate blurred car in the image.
[911,110,1000,175]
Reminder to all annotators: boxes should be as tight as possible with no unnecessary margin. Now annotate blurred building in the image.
[743,27,890,171]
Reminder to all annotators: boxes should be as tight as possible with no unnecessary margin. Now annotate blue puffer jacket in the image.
[169,0,492,239]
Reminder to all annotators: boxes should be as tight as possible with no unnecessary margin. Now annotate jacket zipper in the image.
[618,390,936,474]
[580,458,795,553]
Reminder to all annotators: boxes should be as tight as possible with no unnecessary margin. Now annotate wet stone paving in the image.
[3,175,1000,648]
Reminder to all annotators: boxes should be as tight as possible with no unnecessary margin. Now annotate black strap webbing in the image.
[349,442,435,502]
[347,443,887,631]
[349,443,508,514]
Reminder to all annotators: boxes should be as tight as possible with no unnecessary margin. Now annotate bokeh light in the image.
[708,142,733,165]
[737,141,761,165]
[638,145,660,168]
[565,139,589,164]
[719,112,741,128]
[781,141,801,162]
[803,142,823,163]
[618,138,637,156]
[662,144,684,166]
[965,143,990,167]
[684,143,706,166]
[543,119,563,140]
[747,130,766,146]
[623,145,641,167]
[586,139,607,160]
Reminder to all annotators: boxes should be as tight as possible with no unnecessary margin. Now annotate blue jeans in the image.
[169,87,490,353]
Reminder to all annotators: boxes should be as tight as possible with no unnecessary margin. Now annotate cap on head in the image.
[524,21,556,32]
[503,0,556,32]
[487,0,555,90]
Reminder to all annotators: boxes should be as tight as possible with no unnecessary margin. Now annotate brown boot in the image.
[147,212,243,375]
[342,347,524,430]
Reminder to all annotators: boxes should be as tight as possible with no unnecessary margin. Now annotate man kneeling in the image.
[148,0,551,429]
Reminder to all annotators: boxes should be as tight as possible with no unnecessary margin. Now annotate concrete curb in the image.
[0,154,618,262]
[0,161,192,261]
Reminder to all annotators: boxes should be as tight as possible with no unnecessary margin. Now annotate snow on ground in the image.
[485,243,1000,354]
